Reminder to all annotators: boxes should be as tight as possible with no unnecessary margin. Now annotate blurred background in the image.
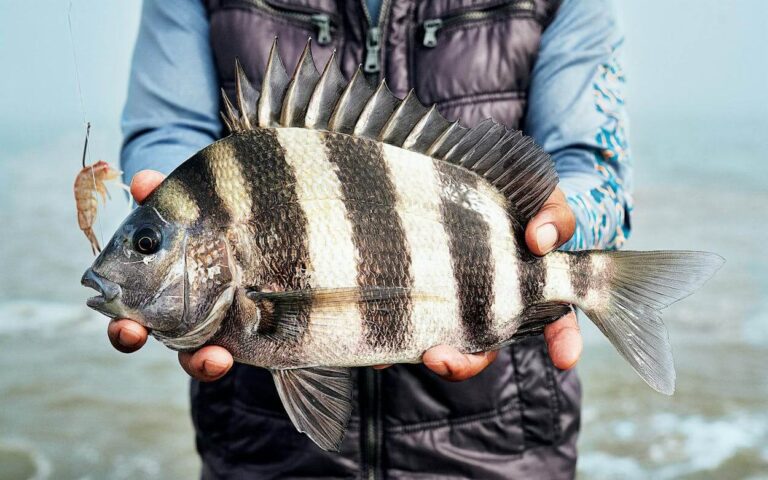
[0,1,766,478]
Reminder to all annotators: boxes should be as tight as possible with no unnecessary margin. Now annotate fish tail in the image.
[543,250,723,394]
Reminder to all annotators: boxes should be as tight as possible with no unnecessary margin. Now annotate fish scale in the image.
[83,39,724,452]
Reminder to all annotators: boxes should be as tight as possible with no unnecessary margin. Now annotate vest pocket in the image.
[408,1,543,127]
[220,0,341,45]
[418,0,537,49]
[210,0,343,96]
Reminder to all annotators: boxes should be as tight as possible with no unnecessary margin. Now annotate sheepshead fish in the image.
[82,40,723,451]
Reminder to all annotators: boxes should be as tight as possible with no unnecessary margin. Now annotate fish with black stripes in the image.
[81,39,724,451]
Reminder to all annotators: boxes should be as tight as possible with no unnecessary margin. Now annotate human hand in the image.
[391,187,581,381]
[107,170,234,381]
[526,187,581,370]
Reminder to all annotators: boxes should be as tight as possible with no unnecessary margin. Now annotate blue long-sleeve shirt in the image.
[122,0,632,250]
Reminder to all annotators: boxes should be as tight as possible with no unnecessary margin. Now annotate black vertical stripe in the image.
[519,251,546,307]
[174,148,232,227]
[323,133,413,352]
[567,252,592,299]
[225,132,313,351]
[435,161,498,349]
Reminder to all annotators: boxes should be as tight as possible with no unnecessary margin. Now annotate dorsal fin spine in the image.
[402,105,452,153]
[353,80,401,139]
[280,40,321,127]
[220,88,242,133]
[258,38,290,127]
[327,67,374,134]
[305,50,347,130]
[379,90,430,146]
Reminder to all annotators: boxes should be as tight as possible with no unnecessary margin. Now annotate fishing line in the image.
[67,0,88,125]
[68,0,105,248]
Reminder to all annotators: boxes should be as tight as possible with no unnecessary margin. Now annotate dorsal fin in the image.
[427,122,467,158]
[457,123,506,169]
[220,88,242,133]
[379,90,430,146]
[474,130,524,178]
[305,50,347,130]
[487,135,557,220]
[258,38,290,127]
[353,80,401,139]
[234,58,259,130]
[443,119,496,164]
[220,39,559,223]
[280,40,321,127]
[327,67,375,134]
[402,105,452,153]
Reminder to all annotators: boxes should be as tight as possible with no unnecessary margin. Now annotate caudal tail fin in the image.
[578,250,724,395]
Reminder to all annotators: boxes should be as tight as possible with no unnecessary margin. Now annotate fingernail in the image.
[536,223,558,253]
[202,360,226,377]
[118,329,141,347]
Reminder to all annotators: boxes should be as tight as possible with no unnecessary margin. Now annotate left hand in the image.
[386,187,582,381]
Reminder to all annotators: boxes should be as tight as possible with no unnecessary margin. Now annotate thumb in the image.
[525,187,576,256]
[130,170,166,204]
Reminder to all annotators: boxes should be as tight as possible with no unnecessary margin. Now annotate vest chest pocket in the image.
[222,0,340,44]
[211,0,343,93]
[408,0,545,129]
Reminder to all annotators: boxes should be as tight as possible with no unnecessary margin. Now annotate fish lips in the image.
[82,268,123,317]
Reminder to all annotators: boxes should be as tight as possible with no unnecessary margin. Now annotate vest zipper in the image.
[360,0,391,75]
[228,0,335,45]
[364,27,382,73]
[360,368,382,480]
[358,1,390,474]
[421,0,536,48]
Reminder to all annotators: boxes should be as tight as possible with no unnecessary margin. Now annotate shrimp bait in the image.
[74,160,122,254]
[73,123,125,254]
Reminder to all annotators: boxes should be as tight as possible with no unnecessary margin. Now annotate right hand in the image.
[107,170,234,381]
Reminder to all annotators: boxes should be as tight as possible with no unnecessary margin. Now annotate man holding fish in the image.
[106,0,637,477]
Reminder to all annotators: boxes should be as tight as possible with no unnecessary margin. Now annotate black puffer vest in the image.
[196,1,580,478]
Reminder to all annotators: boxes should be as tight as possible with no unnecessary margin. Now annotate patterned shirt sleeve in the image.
[120,0,221,182]
[525,0,632,251]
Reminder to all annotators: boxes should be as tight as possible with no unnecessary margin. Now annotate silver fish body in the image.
[161,128,545,369]
[83,40,723,451]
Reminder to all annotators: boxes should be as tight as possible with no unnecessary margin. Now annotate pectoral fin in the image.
[271,366,353,451]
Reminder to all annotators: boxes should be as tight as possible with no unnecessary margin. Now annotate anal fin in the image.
[272,367,353,451]
[514,302,573,339]
[487,302,572,351]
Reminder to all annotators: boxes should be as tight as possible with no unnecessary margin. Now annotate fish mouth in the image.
[81,268,123,317]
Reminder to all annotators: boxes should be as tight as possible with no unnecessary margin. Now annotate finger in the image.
[423,345,498,382]
[525,187,576,256]
[107,319,148,353]
[544,310,582,370]
[372,364,392,370]
[178,346,234,382]
[130,170,166,204]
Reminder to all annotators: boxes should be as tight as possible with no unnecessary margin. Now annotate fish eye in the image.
[133,226,162,255]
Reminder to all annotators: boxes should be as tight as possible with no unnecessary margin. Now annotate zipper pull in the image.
[422,19,443,48]
[311,14,332,45]
[364,27,381,74]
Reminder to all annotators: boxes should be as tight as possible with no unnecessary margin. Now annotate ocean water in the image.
[0,116,766,479]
